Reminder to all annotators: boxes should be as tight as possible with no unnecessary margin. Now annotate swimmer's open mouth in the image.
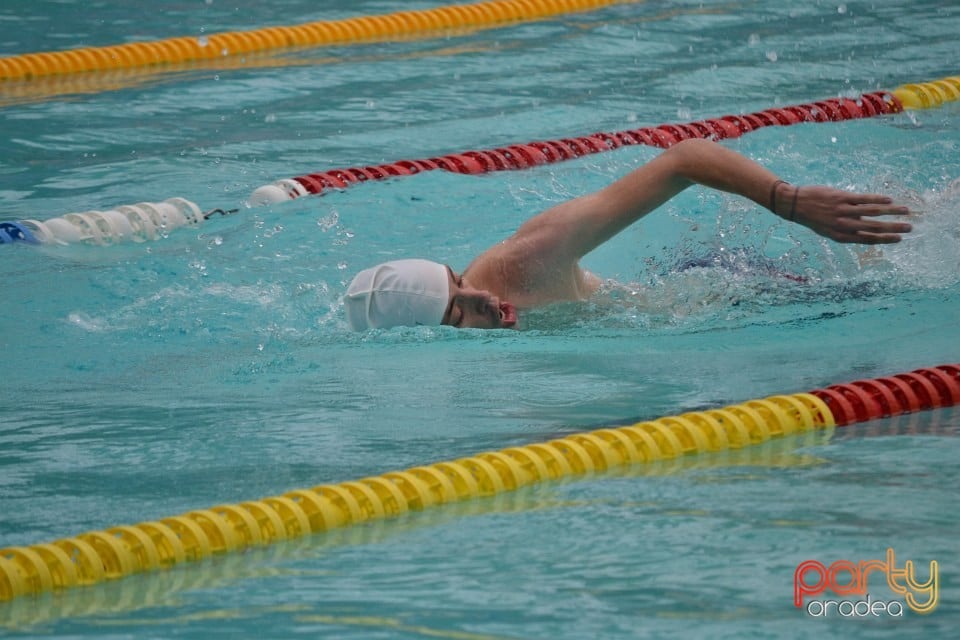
[499,302,518,328]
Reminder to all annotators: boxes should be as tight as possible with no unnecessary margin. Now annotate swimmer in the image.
[344,139,913,330]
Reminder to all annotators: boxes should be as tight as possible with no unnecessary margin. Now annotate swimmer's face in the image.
[441,267,518,330]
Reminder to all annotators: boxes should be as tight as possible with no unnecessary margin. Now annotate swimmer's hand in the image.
[787,186,913,244]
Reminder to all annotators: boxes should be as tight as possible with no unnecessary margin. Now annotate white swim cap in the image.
[344,259,450,331]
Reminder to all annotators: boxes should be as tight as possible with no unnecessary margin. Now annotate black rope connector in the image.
[202,208,239,220]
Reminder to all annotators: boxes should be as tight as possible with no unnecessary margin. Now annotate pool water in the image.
[1,0,959,637]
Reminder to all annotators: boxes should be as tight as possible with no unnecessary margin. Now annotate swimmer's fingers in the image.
[790,186,915,244]
[842,191,896,206]
[838,194,912,218]
[826,215,912,244]
[829,229,906,244]
[840,214,913,234]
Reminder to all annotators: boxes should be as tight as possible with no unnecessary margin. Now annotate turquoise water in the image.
[2,0,959,637]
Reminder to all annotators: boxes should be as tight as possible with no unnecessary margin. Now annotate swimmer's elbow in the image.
[661,138,720,183]
[666,138,721,158]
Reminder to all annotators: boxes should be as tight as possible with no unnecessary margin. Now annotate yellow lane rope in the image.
[0,392,833,603]
[892,77,960,109]
[0,0,637,82]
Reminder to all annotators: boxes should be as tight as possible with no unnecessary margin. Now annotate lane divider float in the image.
[5,198,207,247]
[1,363,957,603]
[0,0,635,82]
[2,75,958,247]
[256,92,902,202]
[251,76,960,202]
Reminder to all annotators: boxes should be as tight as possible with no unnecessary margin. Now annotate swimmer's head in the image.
[344,259,450,331]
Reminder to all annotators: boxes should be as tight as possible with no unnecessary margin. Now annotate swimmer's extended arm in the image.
[513,138,912,261]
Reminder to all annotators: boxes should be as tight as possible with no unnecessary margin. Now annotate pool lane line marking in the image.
[4,74,958,248]
[0,364,957,603]
[0,0,640,82]
[251,75,958,201]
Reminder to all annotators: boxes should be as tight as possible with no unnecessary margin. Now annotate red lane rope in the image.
[810,364,960,426]
[290,91,903,196]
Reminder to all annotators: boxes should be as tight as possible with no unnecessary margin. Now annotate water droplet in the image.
[831,136,838,143]
[264,113,277,123]
[197,36,209,47]
[337,262,348,270]
[318,210,339,231]
[748,33,760,46]
[766,50,778,62]
[837,4,847,14]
